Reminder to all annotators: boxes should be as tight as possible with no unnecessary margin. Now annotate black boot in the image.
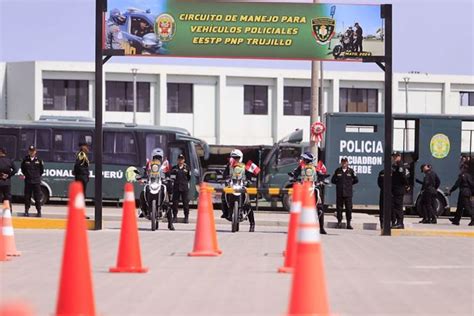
[336,221,343,229]
[36,210,42,218]
[430,218,437,224]
[168,222,175,230]
[24,210,29,217]
[468,219,474,226]
[318,210,326,234]
[249,224,255,232]
[346,222,354,230]
[184,212,189,224]
[419,218,429,224]
[449,218,460,225]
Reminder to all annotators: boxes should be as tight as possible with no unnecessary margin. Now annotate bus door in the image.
[415,117,461,209]
[393,119,417,206]
[324,114,384,206]
[461,121,474,174]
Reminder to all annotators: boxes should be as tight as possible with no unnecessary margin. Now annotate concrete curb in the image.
[392,229,474,238]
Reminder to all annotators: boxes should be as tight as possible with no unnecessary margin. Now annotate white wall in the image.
[6,62,37,120]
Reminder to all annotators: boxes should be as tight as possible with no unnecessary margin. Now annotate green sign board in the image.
[105,0,384,61]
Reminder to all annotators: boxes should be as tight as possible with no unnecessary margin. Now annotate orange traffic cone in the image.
[287,181,330,316]
[0,301,35,316]
[110,183,148,273]
[188,183,220,257]
[2,201,21,257]
[278,183,303,273]
[206,185,222,255]
[55,181,96,316]
[0,211,10,262]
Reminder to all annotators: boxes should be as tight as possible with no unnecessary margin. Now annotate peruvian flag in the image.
[245,160,261,175]
[316,160,327,174]
[160,159,170,173]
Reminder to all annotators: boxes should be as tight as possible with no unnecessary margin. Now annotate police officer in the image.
[391,152,409,229]
[289,152,327,235]
[417,164,440,224]
[106,8,126,50]
[0,147,17,208]
[20,146,44,217]
[221,149,256,232]
[331,158,359,229]
[73,143,90,195]
[170,154,191,224]
[133,20,154,38]
[447,164,474,226]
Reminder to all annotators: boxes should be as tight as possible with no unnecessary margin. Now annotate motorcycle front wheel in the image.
[333,45,343,58]
[151,199,158,231]
[232,200,239,233]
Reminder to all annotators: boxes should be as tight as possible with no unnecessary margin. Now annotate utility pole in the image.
[310,0,320,160]
[403,77,410,113]
[132,68,138,125]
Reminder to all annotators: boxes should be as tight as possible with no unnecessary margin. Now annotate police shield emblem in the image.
[155,14,176,42]
[312,17,336,44]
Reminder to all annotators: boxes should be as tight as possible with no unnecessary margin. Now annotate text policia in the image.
[339,140,384,175]
[180,13,307,47]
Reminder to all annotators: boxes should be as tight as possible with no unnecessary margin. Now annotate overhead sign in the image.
[104,0,384,61]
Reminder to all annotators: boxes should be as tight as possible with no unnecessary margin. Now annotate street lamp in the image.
[131,68,138,125]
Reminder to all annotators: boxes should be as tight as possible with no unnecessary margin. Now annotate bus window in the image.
[0,135,17,160]
[75,132,94,161]
[53,130,75,162]
[145,133,168,160]
[169,144,186,166]
[104,132,138,165]
[20,129,51,160]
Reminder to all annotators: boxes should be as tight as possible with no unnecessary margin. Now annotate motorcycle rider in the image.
[220,149,256,232]
[139,148,174,230]
[288,152,327,235]
[106,8,126,50]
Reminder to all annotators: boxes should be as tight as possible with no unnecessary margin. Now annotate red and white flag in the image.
[160,159,170,173]
[245,160,261,175]
[316,160,327,174]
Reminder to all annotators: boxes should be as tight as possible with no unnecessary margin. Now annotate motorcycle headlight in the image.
[150,182,160,190]
[151,164,160,173]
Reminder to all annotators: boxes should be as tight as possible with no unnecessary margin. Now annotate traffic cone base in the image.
[109,184,148,273]
[2,208,21,256]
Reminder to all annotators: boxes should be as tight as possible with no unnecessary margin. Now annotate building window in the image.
[106,81,150,112]
[167,83,193,113]
[460,91,474,106]
[339,88,378,112]
[284,87,311,116]
[244,85,268,115]
[43,79,89,111]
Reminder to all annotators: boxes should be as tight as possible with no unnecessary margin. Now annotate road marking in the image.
[411,265,472,270]
[392,229,474,238]
[380,281,434,285]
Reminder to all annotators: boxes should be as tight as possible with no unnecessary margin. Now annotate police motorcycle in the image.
[136,148,174,231]
[286,153,330,234]
[217,150,255,233]
[332,28,356,59]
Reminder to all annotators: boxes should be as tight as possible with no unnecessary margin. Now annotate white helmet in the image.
[150,147,164,161]
[230,149,243,163]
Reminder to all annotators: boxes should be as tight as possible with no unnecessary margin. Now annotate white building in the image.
[0,61,473,145]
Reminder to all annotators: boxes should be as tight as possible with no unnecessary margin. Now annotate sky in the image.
[0,0,473,76]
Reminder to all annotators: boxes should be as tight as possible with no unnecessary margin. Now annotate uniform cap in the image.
[28,145,36,151]
[78,142,89,147]
[177,154,185,159]
[392,151,401,156]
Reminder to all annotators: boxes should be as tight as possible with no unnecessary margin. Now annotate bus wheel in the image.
[415,195,446,218]
[32,186,50,205]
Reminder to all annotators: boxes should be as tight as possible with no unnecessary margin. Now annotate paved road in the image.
[1,222,473,316]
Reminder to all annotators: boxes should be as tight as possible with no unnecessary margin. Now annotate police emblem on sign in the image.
[155,13,176,42]
[311,17,336,44]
